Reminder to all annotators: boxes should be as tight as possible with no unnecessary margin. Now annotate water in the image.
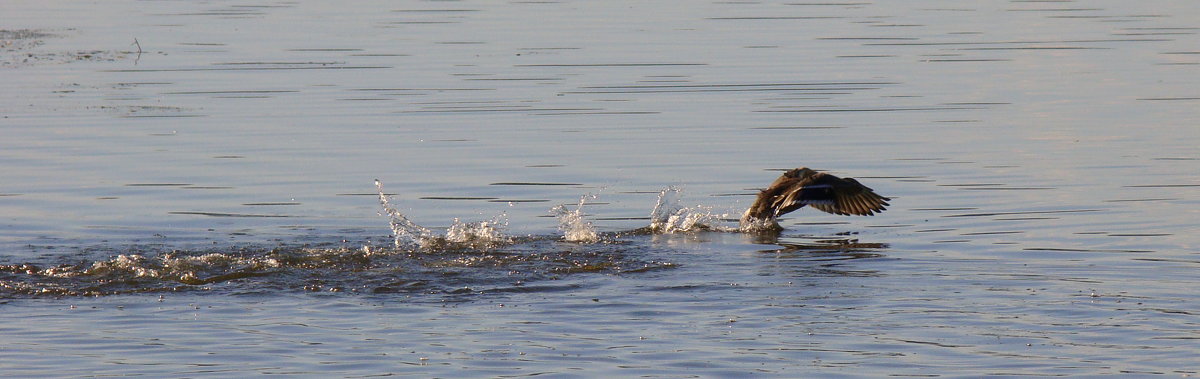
[2,0,1199,376]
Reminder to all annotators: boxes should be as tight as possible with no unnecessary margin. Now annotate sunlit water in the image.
[2,0,1198,376]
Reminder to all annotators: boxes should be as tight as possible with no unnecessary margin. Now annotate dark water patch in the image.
[380,21,460,25]
[285,48,364,52]
[180,186,233,190]
[1136,97,1200,101]
[125,183,192,187]
[912,207,978,211]
[1103,198,1178,202]
[213,61,344,66]
[463,77,565,81]
[944,209,1102,218]
[758,105,985,112]
[168,211,294,218]
[514,63,707,67]
[420,196,501,201]
[488,199,550,203]
[956,186,1055,191]
[392,9,481,13]
[865,39,1172,46]
[1023,247,1154,253]
[242,202,302,206]
[787,2,872,6]
[121,114,206,118]
[939,183,1005,187]
[1123,184,1200,188]
[534,110,660,115]
[1132,258,1200,265]
[403,107,603,114]
[352,87,494,92]
[490,182,582,186]
[0,240,677,298]
[818,37,919,41]
[349,53,410,57]
[162,90,299,95]
[923,58,1013,62]
[960,231,1023,236]
[1113,32,1195,36]
[102,66,390,72]
[707,16,845,20]
[0,29,58,40]
[571,82,894,94]
[158,10,269,17]
[749,126,845,130]
[1006,8,1104,12]
[994,217,1058,221]
[1107,233,1172,237]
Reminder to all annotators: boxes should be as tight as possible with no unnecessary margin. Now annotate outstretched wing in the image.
[771,172,890,217]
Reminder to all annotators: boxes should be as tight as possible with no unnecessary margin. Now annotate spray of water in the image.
[445,213,511,245]
[648,186,730,233]
[552,194,600,243]
[375,179,434,250]
[376,179,515,250]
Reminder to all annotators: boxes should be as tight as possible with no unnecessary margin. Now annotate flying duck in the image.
[740,167,890,230]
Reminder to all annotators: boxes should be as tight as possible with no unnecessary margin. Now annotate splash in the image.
[648,187,730,233]
[552,194,600,243]
[445,213,512,246]
[376,179,514,250]
[375,179,434,250]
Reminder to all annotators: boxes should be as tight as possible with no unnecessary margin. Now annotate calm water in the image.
[2,0,1198,376]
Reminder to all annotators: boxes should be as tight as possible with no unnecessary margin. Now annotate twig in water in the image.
[131,38,143,65]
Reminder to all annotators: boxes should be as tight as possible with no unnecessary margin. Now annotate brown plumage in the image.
[740,167,890,229]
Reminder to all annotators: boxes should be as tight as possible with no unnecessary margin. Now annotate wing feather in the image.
[741,167,891,227]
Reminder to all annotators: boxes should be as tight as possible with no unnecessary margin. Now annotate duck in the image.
[740,167,890,230]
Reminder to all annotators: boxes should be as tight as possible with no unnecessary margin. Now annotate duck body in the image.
[740,167,890,230]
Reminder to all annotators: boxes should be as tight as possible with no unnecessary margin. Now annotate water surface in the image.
[2,0,1198,376]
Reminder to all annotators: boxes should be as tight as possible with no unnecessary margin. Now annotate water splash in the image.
[445,213,512,245]
[375,179,434,250]
[376,179,513,250]
[648,187,730,233]
[552,194,599,243]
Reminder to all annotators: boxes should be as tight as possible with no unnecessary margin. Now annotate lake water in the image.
[2,0,1198,376]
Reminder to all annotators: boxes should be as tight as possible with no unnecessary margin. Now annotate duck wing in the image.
[772,172,890,217]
